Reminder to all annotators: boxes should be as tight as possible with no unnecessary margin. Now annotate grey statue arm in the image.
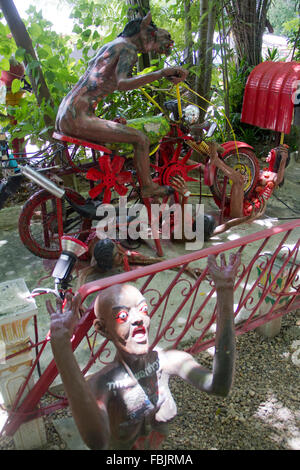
[163,253,240,397]
[116,46,188,92]
[49,295,110,450]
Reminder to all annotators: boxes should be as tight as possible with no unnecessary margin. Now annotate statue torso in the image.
[88,350,177,449]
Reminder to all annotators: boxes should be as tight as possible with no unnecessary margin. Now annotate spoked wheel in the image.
[152,139,200,192]
[150,138,201,237]
[62,143,99,173]
[18,188,92,259]
[210,148,260,213]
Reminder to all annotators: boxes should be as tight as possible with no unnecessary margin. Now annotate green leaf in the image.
[81,29,92,40]
[47,56,61,69]
[44,104,56,120]
[139,66,158,75]
[0,44,13,57]
[92,30,100,40]
[37,47,50,60]
[0,58,10,72]
[76,39,84,50]
[73,25,82,34]
[26,60,41,72]
[11,79,22,94]
[83,16,93,28]
[15,48,26,62]
[45,70,56,82]
[39,126,52,136]
[28,23,43,38]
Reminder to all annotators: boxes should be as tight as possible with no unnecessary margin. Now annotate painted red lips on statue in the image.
[132,326,147,341]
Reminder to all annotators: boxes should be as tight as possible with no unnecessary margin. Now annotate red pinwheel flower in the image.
[86,154,132,203]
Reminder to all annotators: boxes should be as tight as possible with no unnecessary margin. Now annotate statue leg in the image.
[228,172,244,218]
[60,115,169,198]
[209,147,244,218]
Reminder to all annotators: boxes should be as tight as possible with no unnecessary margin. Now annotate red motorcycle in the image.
[17,89,260,259]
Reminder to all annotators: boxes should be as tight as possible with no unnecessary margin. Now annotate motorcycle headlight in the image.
[183,105,200,125]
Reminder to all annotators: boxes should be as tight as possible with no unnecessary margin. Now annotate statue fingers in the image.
[46,299,56,316]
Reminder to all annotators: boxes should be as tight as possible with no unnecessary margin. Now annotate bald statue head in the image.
[93,284,151,356]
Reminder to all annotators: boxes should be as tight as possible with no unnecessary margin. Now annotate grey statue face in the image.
[96,284,151,356]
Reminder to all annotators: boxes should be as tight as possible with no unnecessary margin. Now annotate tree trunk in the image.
[126,0,151,19]
[195,0,219,122]
[126,0,152,70]
[125,0,166,111]
[219,4,230,137]
[0,0,55,134]
[225,0,272,67]
[184,0,193,66]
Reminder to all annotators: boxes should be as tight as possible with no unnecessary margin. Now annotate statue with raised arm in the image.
[48,253,240,450]
[55,12,188,199]
[207,143,290,219]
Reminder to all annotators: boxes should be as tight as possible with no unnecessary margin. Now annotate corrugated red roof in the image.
[241,61,300,134]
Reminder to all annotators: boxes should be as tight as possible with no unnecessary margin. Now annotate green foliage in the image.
[0,5,84,145]
[268,0,298,37]
[284,17,300,60]
[67,0,179,121]
[228,57,254,117]
[264,47,280,61]
[2,0,292,153]
[0,0,182,145]
[0,17,15,59]
[11,79,22,94]
[69,0,126,63]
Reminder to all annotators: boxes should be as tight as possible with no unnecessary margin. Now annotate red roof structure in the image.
[241,61,300,134]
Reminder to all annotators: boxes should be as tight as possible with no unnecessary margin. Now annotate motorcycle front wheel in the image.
[210,148,260,213]
[18,188,92,259]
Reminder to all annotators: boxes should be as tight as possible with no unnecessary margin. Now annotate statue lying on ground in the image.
[48,253,240,450]
[242,144,290,216]
[206,143,290,218]
[74,172,263,286]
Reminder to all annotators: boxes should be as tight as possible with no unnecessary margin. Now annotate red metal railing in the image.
[1,219,300,438]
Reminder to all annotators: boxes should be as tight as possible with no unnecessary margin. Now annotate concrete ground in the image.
[0,152,299,450]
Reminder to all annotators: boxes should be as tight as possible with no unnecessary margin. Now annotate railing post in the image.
[255,252,295,338]
[0,279,47,449]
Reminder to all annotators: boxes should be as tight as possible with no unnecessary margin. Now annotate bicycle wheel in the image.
[19,188,92,259]
[62,143,99,173]
[210,148,260,209]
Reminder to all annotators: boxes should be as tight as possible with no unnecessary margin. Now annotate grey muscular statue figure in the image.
[49,253,240,450]
[55,12,188,198]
